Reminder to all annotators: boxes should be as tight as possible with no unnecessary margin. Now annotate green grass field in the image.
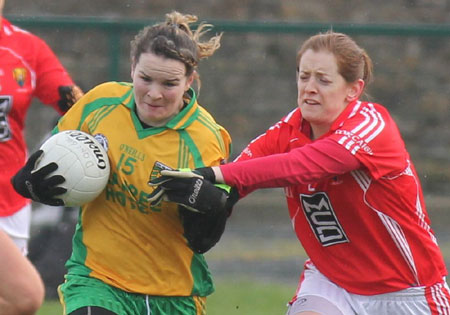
[38,278,295,315]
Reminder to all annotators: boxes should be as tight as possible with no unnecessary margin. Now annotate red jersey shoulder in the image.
[1,19,42,48]
[1,18,58,72]
[330,101,408,178]
[331,101,396,154]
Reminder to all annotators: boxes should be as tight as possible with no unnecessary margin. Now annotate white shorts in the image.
[287,262,450,315]
[0,203,31,255]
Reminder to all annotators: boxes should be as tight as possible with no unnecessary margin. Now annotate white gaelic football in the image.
[36,130,110,206]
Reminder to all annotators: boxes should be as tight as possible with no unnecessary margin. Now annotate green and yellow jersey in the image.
[54,81,231,297]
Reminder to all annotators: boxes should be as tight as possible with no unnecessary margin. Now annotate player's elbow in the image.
[24,278,45,314]
[20,287,45,315]
[4,279,45,315]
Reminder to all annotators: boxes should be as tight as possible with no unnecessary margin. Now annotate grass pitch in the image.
[38,278,294,314]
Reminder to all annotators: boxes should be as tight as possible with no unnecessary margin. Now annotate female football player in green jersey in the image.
[12,11,233,315]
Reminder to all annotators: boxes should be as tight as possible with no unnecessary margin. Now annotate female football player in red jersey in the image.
[0,0,82,255]
[151,31,450,314]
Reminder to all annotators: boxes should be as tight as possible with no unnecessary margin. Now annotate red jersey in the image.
[0,18,74,216]
[222,100,447,295]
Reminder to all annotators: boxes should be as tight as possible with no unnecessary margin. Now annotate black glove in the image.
[11,150,67,206]
[57,85,83,112]
[148,167,239,253]
[148,168,234,214]
[180,204,229,254]
[180,186,239,254]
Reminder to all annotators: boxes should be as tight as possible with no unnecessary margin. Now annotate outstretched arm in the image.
[217,137,361,194]
[154,137,361,197]
[148,138,360,212]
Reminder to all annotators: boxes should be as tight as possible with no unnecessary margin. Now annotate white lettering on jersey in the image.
[336,103,385,155]
[300,192,349,247]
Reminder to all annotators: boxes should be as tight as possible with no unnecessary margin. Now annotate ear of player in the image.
[11,150,67,206]
[148,167,238,215]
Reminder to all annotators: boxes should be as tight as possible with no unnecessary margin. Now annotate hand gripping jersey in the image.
[225,100,447,295]
[0,18,74,216]
[54,82,231,296]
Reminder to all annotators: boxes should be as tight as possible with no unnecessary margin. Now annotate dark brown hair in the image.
[130,11,222,91]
